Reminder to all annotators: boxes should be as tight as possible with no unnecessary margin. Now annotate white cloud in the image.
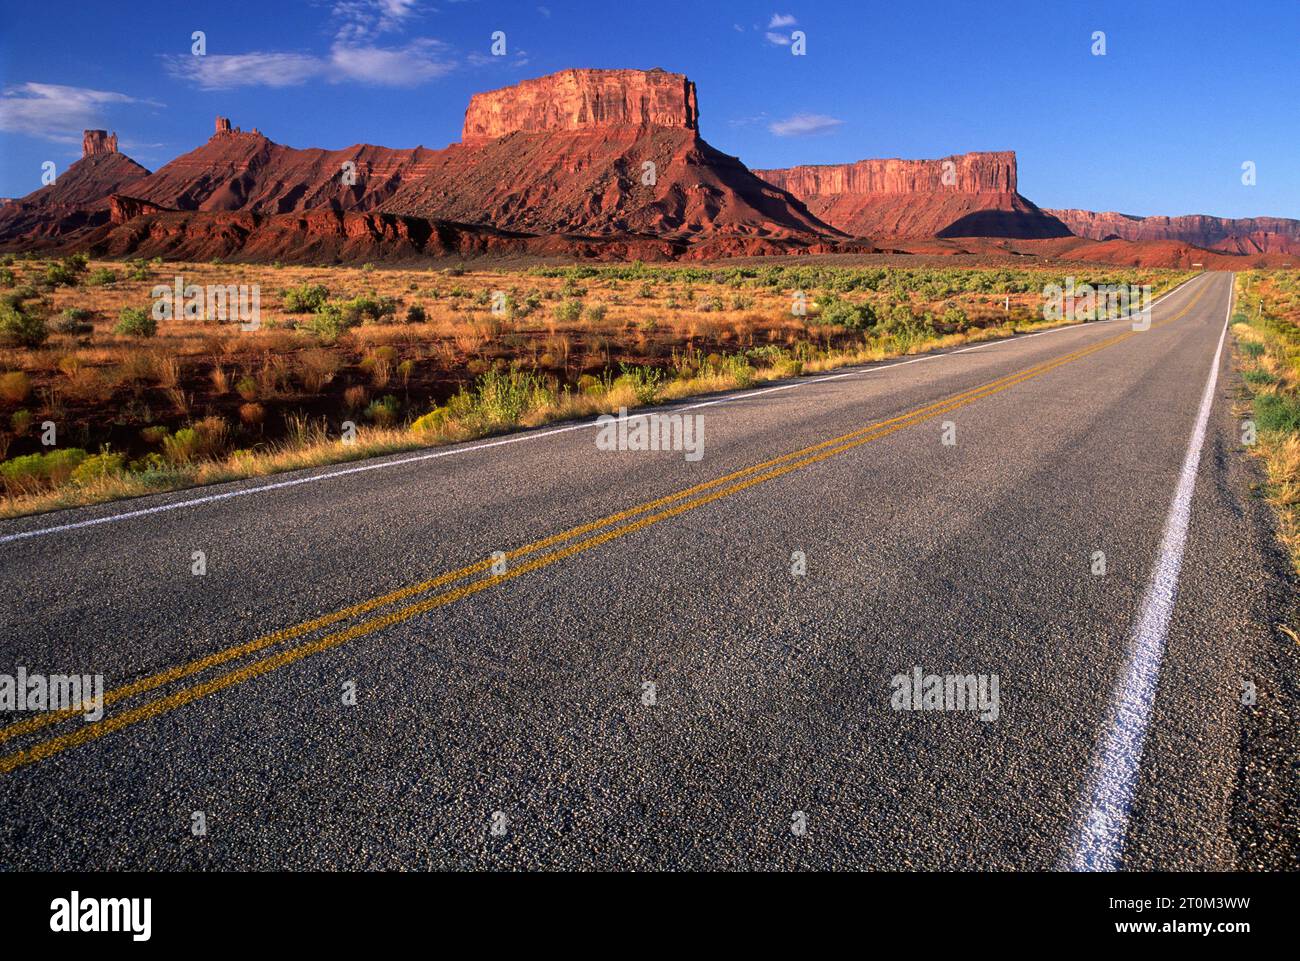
[164,39,454,89]
[329,39,454,84]
[164,1,454,90]
[0,82,159,142]
[164,52,324,89]
[333,0,423,45]
[768,13,797,28]
[769,113,843,136]
[467,47,531,68]
[765,31,792,45]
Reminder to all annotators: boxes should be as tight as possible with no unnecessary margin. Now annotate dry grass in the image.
[0,256,1194,519]
[1232,270,1300,573]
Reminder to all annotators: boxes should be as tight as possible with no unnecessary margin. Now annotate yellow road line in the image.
[0,348,1077,746]
[0,324,1130,744]
[0,280,1212,773]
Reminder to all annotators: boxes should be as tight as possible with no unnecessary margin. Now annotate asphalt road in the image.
[0,270,1296,870]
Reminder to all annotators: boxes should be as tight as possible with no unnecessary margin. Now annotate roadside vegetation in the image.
[0,253,1191,518]
[1232,270,1300,573]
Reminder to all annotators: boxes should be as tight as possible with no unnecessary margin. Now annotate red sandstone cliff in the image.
[383,68,831,240]
[462,68,698,143]
[103,69,833,244]
[1046,209,1300,256]
[755,152,1071,240]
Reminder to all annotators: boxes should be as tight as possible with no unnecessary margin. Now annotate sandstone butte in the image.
[754,152,1073,240]
[0,68,1295,265]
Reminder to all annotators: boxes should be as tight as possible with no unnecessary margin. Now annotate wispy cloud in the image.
[166,1,453,90]
[164,39,454,89]
[333,0,424,45]
[769,113,843,136]
[330,39,455,84]
[0,82,160,142]
[164,52,323,90]
[765,13,798,46]
[467,48,531,69]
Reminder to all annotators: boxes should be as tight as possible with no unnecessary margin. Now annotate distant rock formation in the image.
[83,69,834,245]
[1046,208,1300,256]
[756,152,1071,239]
[82,129,119,158]
[0,136,149,248]
[462,68,699,144]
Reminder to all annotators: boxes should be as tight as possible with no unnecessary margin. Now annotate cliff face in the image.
[755,151,1071,240]
[462,68,698,144]
[1047,209,1300,255]
[760,151,1018,197]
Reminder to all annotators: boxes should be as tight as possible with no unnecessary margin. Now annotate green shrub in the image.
[617,364,665,404]
[345,295,398,325]
[0,268,15,288]
[161,416,228,464]
[819,299,875,329]
[721,355,756,388]
[1254,392,1300,434]
[55,307,94,335]
[162,428,202,464]
[70,448,126,485]
[411,407,449,434]
[405,304,427,324]
[0,299,48,347]
[86,267,118,286]
[473,368,554,425]
[584,303,607,324]
[365,394,401,426]
[282,283,329,313]
[307,303,354,342]
[553,299,583,324]
[942,306,971,332]
[44,260,81,288]
[114,307,156,337]
[0,447,87,494]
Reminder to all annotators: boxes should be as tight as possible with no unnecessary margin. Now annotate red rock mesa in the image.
[1046,209,1300,256]
[756,152,1071,239]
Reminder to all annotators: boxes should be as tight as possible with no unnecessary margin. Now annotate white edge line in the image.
[1067,273,1232,871]
[0,274,1208,546]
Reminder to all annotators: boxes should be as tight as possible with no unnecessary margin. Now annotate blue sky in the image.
[0,0,1295,219]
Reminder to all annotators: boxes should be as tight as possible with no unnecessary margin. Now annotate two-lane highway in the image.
[1,271,1295,869]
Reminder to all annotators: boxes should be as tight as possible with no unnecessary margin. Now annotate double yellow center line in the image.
[0,280,1210,775]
